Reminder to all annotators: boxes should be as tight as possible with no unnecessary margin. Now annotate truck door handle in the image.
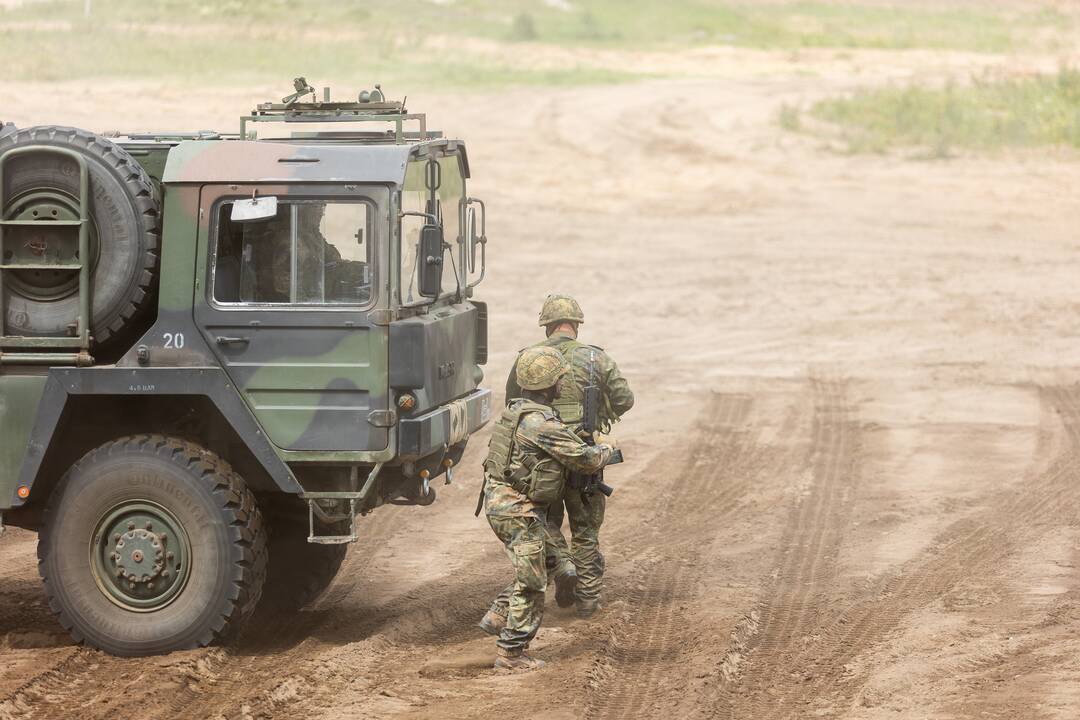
[216,336,250,345]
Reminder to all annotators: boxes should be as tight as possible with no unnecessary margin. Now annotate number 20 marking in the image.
[163,332,185,349]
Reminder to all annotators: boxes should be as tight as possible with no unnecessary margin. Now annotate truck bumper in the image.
[397,388,493,460]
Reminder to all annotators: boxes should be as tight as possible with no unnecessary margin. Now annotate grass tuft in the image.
[806,68,1080,153]
[779,103,802,132]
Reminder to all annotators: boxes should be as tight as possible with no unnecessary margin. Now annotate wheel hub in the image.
[91,502,190,612]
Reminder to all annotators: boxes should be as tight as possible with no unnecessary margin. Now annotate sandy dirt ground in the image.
[3,42,1080,720]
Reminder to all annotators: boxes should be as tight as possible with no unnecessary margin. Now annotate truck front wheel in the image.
[37,435,267,656]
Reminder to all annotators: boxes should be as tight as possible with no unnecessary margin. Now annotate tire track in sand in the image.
[584,393,754,720]
[702,378,857,719]
[584,384,816,720]
[717,383,1080,719]
[0,650,97,720]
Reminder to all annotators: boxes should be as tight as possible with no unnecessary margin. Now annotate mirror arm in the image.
[400,210,440,225]
[465,197,486,237]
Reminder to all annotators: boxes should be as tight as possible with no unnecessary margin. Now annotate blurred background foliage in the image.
[1,0,1078,153]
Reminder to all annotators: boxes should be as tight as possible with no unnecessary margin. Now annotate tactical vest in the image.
[483,400,566,505]
[547,339,615,428]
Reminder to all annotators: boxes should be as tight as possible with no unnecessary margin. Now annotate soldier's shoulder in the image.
[521,404,558,422]
[517,409,562,436]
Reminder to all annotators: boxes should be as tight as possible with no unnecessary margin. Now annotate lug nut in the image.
[145,522,153,530]
[166,552,174,561]
[113,533,121,542]
[127,522,135,531]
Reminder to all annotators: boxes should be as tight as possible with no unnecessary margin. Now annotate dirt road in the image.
[3,44,1080,719]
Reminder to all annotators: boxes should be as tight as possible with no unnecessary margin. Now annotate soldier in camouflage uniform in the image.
[505,295,634,618]
[479,346,614,670]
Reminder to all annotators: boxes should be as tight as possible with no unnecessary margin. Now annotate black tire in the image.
[0,125,160,352]
[260,500,347,612]
[38,435,267,656]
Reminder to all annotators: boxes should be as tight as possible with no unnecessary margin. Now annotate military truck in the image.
[0,81,492,656]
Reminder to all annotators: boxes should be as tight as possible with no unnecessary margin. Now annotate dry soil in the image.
[2,44,1080,720]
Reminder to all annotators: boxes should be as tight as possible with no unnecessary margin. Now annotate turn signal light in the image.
[397,393,416,411]
[17,485,30,499]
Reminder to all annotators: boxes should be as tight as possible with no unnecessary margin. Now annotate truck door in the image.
[193,184,389,452]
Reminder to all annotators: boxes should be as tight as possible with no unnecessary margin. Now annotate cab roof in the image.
[160,137,468,185]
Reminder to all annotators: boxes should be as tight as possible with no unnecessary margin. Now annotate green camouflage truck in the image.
[0,82,492,655]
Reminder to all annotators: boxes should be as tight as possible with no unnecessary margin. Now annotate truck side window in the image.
[213,199,373,306]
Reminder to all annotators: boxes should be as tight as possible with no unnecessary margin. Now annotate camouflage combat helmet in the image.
[516,346,570,390]
[538,294,584,327]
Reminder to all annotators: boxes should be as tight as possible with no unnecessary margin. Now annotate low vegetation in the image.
[788,68,1080,155]
[0,0,1074,87]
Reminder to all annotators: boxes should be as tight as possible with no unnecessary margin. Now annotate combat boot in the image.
[494,649,546,670]
[554,568,578,608]
[478,610,507,636]
[576,599,602,620]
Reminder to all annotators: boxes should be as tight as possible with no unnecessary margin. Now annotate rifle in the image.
[574,350,621,498]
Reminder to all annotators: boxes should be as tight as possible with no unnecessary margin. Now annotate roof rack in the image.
[241,78,432,144]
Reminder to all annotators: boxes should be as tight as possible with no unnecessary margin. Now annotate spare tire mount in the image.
[0,143,92,365]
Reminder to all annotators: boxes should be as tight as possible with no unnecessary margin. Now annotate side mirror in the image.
[230,196,279,223]
[418,224,444,298]
[464,197,487,289]
[467,207,478,272]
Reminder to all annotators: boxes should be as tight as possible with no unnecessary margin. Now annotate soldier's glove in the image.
[593,432,618,450]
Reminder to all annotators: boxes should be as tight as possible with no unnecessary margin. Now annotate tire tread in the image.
[37,434,267,654]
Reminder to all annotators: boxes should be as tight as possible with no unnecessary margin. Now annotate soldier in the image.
[505,295,634,618]
[478,346,614,670]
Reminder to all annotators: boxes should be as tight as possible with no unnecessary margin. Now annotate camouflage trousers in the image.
[486,514,547,654]
[545,490,606,608]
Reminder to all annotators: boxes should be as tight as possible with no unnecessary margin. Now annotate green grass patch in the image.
[0,22,646,88]
[0,0,1072,73]
[507,1,1031,52]
[798,68,1080,154]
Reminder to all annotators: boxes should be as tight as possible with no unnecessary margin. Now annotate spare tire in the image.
[0,126,159,353]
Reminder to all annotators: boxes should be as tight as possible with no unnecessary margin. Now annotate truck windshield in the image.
[400,154,465,306]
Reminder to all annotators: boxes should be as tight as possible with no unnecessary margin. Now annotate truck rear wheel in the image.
[37,435,267,656]
[260,502,347,612]
[0,126,160,353]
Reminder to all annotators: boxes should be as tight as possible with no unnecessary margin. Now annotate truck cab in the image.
[0,83,492,655]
